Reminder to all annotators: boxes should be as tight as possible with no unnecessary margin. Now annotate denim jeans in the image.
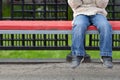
[71,14,112,57]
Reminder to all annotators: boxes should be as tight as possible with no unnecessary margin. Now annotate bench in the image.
[1,21,120,34]
[0,20,120,50]
[0,20,120,62]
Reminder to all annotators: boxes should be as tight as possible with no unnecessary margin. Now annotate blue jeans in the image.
[71,14,112,57]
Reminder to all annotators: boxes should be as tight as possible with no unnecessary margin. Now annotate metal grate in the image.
[0,34,69,50]
[0,0,2,20]
[1,0,120,20]
[10,0,68,20]
[85,34,100,50]
[112,34,120,50]
[107,0,120,20]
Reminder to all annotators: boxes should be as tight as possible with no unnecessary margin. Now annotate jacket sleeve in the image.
[95,0,109,8]
[68,0,82,11]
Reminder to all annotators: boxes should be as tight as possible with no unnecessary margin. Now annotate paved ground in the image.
[0,62,120,80]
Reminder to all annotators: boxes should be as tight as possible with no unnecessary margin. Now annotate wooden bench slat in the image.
[0,21,120,30]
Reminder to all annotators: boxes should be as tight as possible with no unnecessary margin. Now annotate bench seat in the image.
[0,21,120,34]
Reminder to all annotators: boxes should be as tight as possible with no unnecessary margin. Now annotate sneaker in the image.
[71,56,84,69]
[101,56,113,68]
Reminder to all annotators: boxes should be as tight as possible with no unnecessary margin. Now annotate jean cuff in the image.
[100,52,112,57]
[72,51,85,56]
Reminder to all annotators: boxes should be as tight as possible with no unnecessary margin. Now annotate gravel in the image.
[0,63,120,80]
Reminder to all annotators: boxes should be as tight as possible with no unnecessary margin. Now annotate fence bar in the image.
[0,0,2,20]
[10,0,14,20]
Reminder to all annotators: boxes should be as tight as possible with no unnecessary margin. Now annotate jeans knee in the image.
[98,22,112,33]
[73,22,88,31]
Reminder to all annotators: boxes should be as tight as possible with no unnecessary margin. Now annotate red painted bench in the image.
[0,20,120,51]
[0,21,120,34]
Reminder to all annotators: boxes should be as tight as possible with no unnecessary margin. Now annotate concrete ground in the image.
[0,62,120,80]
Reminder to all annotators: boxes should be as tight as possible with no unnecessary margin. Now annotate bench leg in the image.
[66,53,91,63]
